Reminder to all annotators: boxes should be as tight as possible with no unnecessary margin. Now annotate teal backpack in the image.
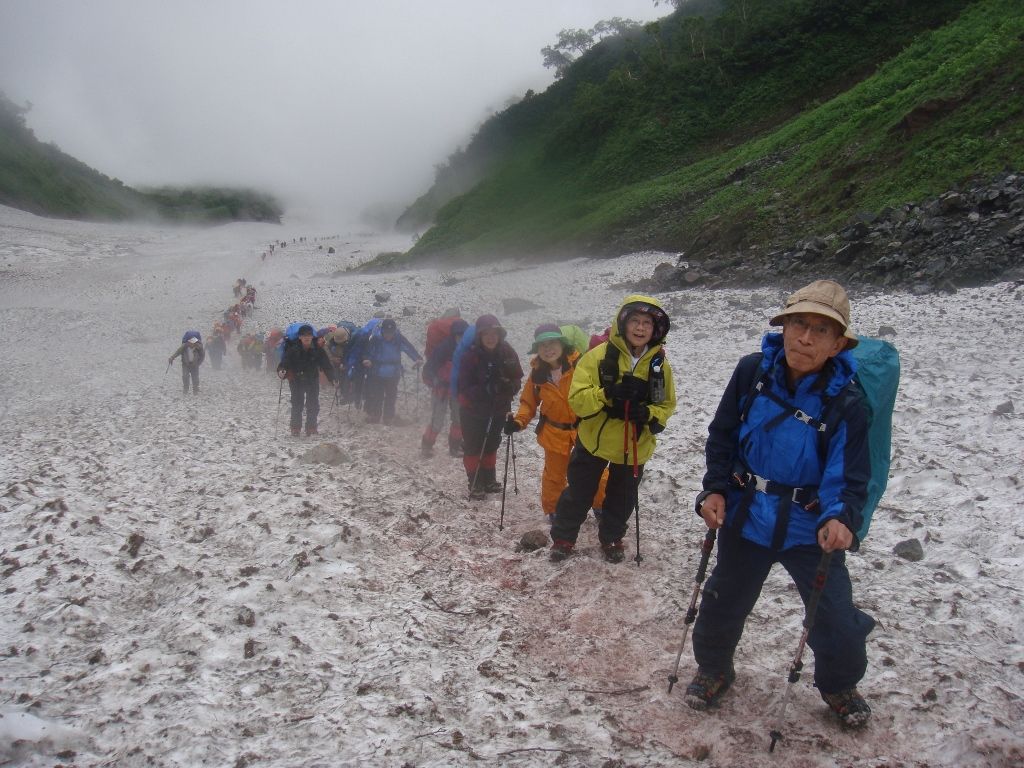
[848,337,900,542]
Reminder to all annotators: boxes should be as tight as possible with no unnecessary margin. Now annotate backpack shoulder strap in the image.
[736,352,766,423]
[597,343,620,389]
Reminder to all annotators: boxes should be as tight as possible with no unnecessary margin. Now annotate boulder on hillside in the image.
[302,443,348,466]
[502,297,543,314]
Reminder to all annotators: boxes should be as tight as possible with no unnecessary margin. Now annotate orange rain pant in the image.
[541,447,607,517]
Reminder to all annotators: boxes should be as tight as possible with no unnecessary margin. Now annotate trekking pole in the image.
[510,431,518,495]
[769,550,834,752]
[667,528,717,693]
[499,432,512,530]
[631,414,642,566]
[470,416,493,496]
[274,377,284,434]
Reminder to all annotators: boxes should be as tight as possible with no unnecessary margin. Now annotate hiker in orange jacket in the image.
[505,324,607,521]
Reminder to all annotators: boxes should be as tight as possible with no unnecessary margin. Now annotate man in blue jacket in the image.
[687,280,875,729]
[361,318,422,426]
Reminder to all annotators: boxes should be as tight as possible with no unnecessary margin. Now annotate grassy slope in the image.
[0,98,283,224]
[400,0,1024,264]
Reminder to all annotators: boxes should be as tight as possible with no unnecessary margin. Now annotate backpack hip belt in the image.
[731,470,820,511]
[537,414,576,432]
[730,468,820,551]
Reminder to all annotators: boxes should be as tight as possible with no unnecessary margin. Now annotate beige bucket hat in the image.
[770,279,859,348]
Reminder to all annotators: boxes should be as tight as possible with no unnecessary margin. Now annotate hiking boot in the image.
[484,480,503,494]
[821,688,871,728]
[684,668,736,711]
[290,428,301,437]
[468,480,486,500]
[601,540,625,564]
[449,444,464,458]
[306,427,318,436]
[420,443,434,458]
[549,539,574,562]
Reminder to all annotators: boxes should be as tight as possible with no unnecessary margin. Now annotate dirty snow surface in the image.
[1,204,1022,768]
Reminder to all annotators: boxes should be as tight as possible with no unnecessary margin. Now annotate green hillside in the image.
[391,0,1024,266]
[0,93,283,224]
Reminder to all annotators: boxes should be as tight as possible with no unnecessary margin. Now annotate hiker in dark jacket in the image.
[421,318,469,456]
[169,335,205,395]
[277,324,336,436]
[686,279,875,729]
[206,331,227,370]
[361,318,422,425]
[457,314,524,498]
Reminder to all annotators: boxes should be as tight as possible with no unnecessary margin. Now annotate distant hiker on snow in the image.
[505,324,608,522]
[206,329,227,370]
[548,296,676,563]
[361,318,422,426]
[457,315,524,499]
[686,280,875,728]
[169,332,205,395]
[277,324,336,436]
[421,316,469,457]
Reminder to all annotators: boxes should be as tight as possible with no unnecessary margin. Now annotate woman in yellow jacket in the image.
[504,325,608,521]
[549,295,676,563]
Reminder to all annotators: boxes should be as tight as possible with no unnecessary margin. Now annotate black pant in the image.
[364,376,399,424]
[182,364,200,394]
[289,378,320,432]
[692,528,875,693]
[550,443,643,546]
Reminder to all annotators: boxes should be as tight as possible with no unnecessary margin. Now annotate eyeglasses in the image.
[627,316,654,329]
[786,315,837,338]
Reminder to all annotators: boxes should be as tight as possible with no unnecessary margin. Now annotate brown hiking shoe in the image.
[549,539,574,562]
[684,668,736,711]
[821,688,871,728]
[601,540,625,563]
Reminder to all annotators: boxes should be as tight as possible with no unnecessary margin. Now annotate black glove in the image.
[627,402,650,425]
[605,374,648,420]
[503,415,520,435]
[604,374,647,404]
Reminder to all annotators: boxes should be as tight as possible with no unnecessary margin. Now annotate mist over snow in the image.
[0,0,666,227]
[0,205,1022,766]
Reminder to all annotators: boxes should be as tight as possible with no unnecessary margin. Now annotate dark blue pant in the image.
[692,528,875,694]
[364,375,399,424]
[550,443,643,546]
[289,378,320,432]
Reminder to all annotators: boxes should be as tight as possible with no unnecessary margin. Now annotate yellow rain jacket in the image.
[570,294,676,465]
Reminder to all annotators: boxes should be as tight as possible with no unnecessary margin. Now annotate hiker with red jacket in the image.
[505,324,607,521]
[421,318,470,457]
[457,315,524,499]
[277,324,336,436]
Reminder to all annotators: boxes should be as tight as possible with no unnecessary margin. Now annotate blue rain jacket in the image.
[363,329,421,379]
[702,333,870,550]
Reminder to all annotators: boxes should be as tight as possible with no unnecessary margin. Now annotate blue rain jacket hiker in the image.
[345,318,381,375]
[363,328,421,379]
[449,325,476,400]
[702,333,870,551]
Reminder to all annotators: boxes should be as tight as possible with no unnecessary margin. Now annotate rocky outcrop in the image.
[643,172,1024,294]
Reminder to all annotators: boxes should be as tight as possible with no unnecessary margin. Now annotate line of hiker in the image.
[168,277,262,393]
[166,277,898,739]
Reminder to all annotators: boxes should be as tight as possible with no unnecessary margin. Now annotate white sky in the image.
[0,0,667,225]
